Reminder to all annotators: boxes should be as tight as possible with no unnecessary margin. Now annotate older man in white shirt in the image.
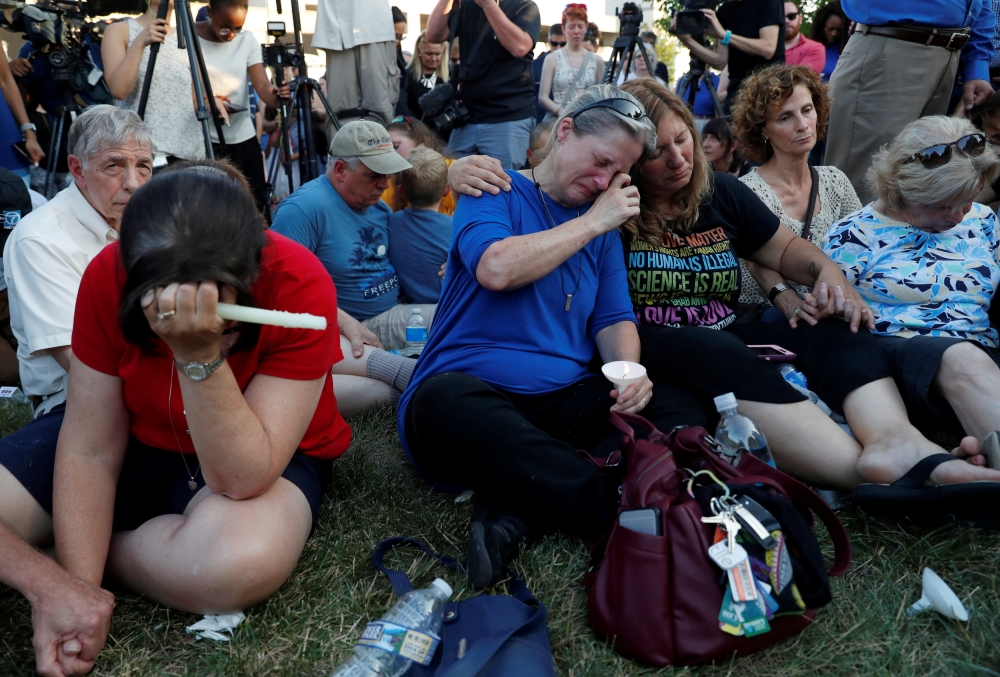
[0,105,151,677]
[312,0,399,125]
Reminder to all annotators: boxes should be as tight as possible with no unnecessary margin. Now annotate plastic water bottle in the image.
[402,308,427,356]
[778,365,808,392]
[329,578,452,677]
[713,392,776,468]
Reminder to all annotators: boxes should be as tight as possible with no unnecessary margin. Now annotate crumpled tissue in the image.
[185,612,245,641]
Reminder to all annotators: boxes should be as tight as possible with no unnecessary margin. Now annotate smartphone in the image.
[224,102,248,113]
[618,507,662,536]
[747,344,796,362]
[11,141,29,164]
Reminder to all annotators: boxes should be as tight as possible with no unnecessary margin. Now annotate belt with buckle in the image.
[855,23,970,51]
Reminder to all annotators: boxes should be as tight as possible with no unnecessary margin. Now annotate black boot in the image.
[467,502,530,589]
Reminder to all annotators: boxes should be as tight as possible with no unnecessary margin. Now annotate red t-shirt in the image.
[72,231,352,459]
[784,35,826,74]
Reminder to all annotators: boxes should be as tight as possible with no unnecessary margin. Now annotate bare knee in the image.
[0,464,52,546]
[937,342,999,393]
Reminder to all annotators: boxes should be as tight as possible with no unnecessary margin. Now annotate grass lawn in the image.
[2,402,1000,676]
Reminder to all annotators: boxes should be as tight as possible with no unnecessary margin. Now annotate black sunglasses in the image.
[571,98,647,121]
[907,133,988,169]
[785,11,798,20]
[551,40,566,47]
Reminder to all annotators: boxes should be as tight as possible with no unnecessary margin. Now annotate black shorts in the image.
[639,319,893,415]
[874,334,1000,429]
[0,405,331,531]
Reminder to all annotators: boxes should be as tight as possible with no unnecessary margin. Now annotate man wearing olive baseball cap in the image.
[272,120,436,351]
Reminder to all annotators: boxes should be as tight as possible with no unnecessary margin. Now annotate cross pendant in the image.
[564,294,573,312]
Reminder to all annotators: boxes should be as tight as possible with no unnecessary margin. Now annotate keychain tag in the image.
[727,557,759,602]
[743,616,771,637]
[708,541,748,570]
[732,503,777,550]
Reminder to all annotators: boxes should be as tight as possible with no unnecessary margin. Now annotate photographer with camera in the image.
[425,0,541,169]
[195,0,291,212]
[671,0,785,111]
[102,0,206,166]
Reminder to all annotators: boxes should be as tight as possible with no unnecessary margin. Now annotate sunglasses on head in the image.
[565,2,587,8]
[391,116,414,126]
[571,98,647,121]
[907,133,988,169]
[785,11,798,20]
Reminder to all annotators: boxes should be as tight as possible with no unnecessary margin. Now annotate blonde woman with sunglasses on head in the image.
[824,115,1000,447]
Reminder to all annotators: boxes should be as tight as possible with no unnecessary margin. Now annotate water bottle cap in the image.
[431,578,453,599]
[412,308,422,315]
[713,392,738,413]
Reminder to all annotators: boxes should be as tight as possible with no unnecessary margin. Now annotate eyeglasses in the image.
[551,40,566,47]
[217,26,243,36]
[907,134,988,169]
[785,11,798,20]
[571,98,647,121]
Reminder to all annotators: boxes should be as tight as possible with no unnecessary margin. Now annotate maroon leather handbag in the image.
[584,412,852,667]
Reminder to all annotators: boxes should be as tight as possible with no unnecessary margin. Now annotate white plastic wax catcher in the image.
[216,303,327,330]
[907,568,969,621]
[601,361,646,393]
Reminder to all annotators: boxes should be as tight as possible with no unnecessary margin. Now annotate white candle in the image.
[216,303,327,330]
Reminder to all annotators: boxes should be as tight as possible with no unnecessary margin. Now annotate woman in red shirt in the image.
[53,165,351,622]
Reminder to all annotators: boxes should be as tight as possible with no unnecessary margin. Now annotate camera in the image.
[1,0,116,103]
[262,21,304,70]
[616,2,642,37]
[672,0,723,36]
[417,83,470,138]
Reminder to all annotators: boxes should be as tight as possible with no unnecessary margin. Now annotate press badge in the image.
[355,621,440,665]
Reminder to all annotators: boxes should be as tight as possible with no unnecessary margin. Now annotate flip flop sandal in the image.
[851,453,1000,529]
[982,431,1000,470]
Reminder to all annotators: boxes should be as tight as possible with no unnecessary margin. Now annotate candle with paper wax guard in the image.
[216,303,327,330]
[601,360,646,395]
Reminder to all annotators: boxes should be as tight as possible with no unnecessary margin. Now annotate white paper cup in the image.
[601,361,646,393]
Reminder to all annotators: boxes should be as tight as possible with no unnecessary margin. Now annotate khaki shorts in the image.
[323,41,399,130]
[361,303,437,350]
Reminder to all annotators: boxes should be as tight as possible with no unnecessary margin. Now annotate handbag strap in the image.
[371,536,540,605]
[799,165,820,243]
[739,467,852,577]
[560,50,593,109]
[456,6,503,87]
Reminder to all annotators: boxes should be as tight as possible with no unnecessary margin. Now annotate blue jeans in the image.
[448,117,536,169]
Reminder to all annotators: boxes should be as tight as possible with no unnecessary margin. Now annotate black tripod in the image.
[603,33,653,85]
[675,49,723,118]
[41,98,84,198]
[260,1,340,214]
[136,0,228,159]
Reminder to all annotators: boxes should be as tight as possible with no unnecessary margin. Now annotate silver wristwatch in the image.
[176,353,225,382]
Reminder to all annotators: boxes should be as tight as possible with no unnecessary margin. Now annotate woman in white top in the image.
[196,0,289,212]
[102,0,206,166]
[538,5,604,120]
[614,42,665,86]
[731,64,861,324]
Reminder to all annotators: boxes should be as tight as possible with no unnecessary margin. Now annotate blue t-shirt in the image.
[389,208,453,304]
[821,44,840,82]
[677,74,721,117]
[270,175,399,319]
[397,171,635,455]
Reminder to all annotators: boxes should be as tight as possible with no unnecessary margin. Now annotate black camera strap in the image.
[457,4,509,89]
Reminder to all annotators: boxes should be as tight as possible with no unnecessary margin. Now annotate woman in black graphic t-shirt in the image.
[618,78,1000,491]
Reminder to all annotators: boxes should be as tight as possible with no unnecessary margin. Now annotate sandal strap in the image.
[891,453,960,489]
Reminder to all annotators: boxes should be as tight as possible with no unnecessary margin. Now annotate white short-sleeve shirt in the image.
[3,182,117,414]
[311,0,394,51]
[199,30,263,145]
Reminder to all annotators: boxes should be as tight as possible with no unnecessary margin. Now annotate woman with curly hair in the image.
[616,77,1000,491]
[810,0,848,82]
[731,64,861,322]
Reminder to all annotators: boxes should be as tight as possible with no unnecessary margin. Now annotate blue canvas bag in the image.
[372,537,557,677]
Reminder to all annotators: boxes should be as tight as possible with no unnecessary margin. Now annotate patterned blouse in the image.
[119,18,205,162]
[548,49,599,112]
[738,165,861,304]
[823,203,1000,349]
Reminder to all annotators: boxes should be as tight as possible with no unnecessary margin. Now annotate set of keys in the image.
[701,493,791,637]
